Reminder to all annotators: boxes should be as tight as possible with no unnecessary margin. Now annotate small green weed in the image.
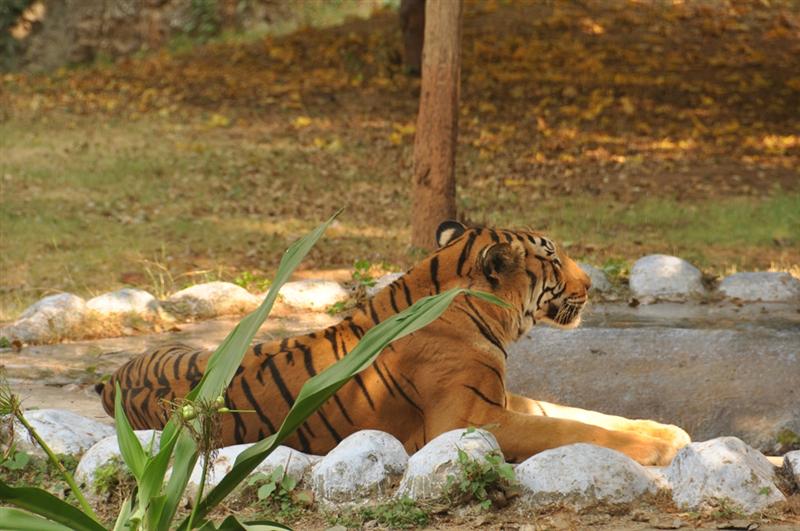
[443,429,517,511]
[0,450,79,499]
[326,300,352,315]
[0,337,10,349]
[327,258,379,314]
[233,271,272,292]
[709,497,745,520]
[246,468,311,521]
[601,258,630,281]
[352,259,376,288]
[329,497,430,529]
[775,428,800,453]
[1,449,30,471]
[360,497,430,529]
[92,456,135,500]
[446,447,517,510]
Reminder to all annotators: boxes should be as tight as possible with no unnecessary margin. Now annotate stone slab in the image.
[507,323,800,452]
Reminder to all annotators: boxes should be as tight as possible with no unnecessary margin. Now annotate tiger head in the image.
[434,220,591,336]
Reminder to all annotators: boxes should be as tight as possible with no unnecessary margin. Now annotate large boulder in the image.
[783,450,800,491]
[312,430,408,506]
[75,430,161,493]
[86,288,160,316]
[75,430,160,508]
[666,437,785,513]
[163,282,259,319]
[395,428,501,501]
[719,272,800,302]
[1,293,87,343]
[183,444,319,502]
[278,280,349,311]
[13,409,115,457]
[515,444,660,508]
[629,255,706,299]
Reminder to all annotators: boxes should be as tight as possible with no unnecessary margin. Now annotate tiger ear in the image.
[435,220,467,248]
[479,241,525,282]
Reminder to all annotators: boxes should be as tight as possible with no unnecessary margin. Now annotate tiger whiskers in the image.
[554,300,584,326]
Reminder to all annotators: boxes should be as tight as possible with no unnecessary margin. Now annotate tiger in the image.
[99,221,690,465]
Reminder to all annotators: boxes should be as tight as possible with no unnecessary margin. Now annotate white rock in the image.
[87,288,160,316]
[783,450,800,491]
[577,263,612,293]
[1,293,87,343]
[13,409,115,457]
[312,430,408,506]
[666,437,785,513]
[75,430,161,491]
[279,280,349,311]
[164,282,259,319]
[366,273,404,298]
[629,255,706,299]
[719,272,800,302]
[395,428,501,501]
[646,466,671,491]
[183,444,318,501]
[515,444,659,508]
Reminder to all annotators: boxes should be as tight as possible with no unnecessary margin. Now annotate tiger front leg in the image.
[506,393,691,455]
[427,394,683,466]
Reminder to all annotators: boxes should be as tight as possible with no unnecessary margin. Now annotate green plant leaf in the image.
[183,288,507,527]
[138,426,180,503]
[0,507,76,531]
[185,209,343,404]
[213,515,292,530]
[1,450,30,470]
[281,475,297,492]
[157,430,199,530]
[257,482,276,500]
[112,496,134,531]
[0,481,105,531]
[114,382,146,480]
[158,210,342,529]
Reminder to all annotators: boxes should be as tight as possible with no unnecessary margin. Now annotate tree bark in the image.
[399,0,425,75]
[410,0,462,251]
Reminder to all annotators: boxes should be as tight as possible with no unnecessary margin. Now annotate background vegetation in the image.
[1,0,798,319]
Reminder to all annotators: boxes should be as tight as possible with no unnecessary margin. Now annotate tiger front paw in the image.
[615,432,685,466]
[632,419,691,451]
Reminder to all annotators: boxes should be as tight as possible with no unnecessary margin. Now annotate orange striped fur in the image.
[100,222,689,465]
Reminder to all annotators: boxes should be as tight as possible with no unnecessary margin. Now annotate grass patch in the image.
[1,114,798,319]
[4,0,800,319]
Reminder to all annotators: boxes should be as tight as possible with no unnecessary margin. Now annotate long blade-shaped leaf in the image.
[114,382,146,480]
[112,496,134,531]
[183,289,507,526]
[186,209,343,403]
[156,211,342,530]
[214,516,292,531]
[0,481,106,531]
[139,426,179,503]
[0,508,76,531]
[157,431,199,530]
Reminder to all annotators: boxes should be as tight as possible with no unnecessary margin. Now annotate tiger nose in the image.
[580,268,592,291]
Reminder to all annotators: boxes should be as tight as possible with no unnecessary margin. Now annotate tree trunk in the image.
[399,0,425,75]
[410,0,462,251]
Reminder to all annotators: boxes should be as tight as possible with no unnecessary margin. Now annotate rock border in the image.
[2,259,798,345]
[14,411,794,516]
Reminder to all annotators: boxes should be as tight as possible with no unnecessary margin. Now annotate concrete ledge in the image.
[507,314,800,452]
